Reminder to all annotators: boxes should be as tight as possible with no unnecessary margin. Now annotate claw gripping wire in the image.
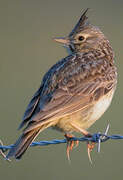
[0,125,123,161]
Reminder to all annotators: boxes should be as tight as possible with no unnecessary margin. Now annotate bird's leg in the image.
[64,133,79,161]
[87,141,95,164]
[70,122,95,163]
[70,122,91,136]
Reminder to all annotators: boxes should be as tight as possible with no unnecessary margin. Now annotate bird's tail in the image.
[6,128,41,160]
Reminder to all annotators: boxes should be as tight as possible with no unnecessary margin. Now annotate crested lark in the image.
[7,9,117,160]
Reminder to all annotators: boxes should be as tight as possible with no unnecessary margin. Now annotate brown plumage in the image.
[6,9,117,160]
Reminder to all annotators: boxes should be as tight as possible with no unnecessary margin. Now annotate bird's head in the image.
[54,9,106,53]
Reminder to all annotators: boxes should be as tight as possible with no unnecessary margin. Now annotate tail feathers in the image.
[6,128,41,160]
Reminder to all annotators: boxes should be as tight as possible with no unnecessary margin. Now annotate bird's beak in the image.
[53,37,69,45]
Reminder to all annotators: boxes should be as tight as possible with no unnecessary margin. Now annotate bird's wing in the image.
[20,53,116,132]
[18,87,42,129]
[19,54,73,129]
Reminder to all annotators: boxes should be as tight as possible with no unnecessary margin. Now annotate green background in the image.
[0,0,123,179]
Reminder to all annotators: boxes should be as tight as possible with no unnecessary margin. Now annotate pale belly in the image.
[87,89,115,127]
[54,89,115,133]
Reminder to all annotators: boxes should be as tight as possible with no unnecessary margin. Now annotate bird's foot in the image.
[87,141,95,164]
[79,131,95,164]
[64,134,79,161]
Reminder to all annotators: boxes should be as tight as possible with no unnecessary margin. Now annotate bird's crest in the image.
[69,8,90,37]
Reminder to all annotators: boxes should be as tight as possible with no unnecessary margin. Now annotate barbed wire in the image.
[0,125,123,161]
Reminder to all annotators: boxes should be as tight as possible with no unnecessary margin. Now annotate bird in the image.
[6,9,117,161]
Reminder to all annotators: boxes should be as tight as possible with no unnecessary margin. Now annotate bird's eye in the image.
[78,36,85,41]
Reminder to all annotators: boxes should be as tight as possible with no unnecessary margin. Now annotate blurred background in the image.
[0,0,123,179]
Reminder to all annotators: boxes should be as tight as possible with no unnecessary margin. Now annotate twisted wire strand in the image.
[0,133,123,151]
[0,125,123,161]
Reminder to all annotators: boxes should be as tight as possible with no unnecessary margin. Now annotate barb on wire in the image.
[0,125,123,161]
